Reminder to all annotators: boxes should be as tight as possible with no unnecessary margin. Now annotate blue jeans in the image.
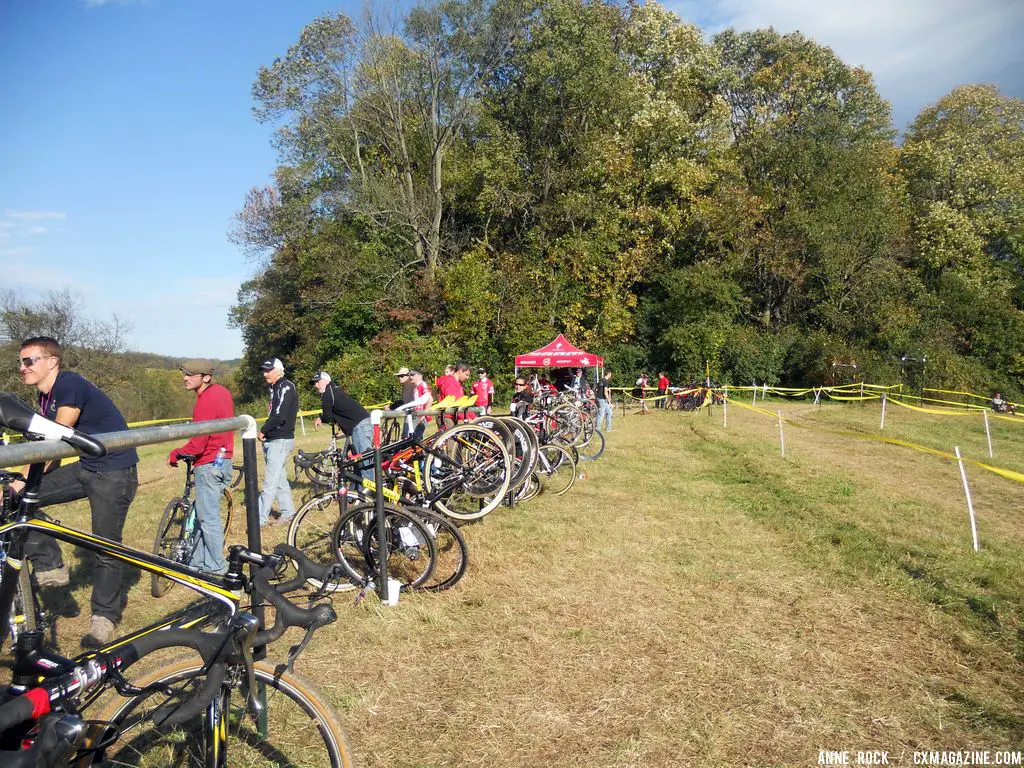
[259,438,296,524]
[596,399,613,432]
[351,417,374,482]
[193,462,231,573]
[24,462,138,624]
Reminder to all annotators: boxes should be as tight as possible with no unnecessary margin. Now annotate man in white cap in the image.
[258,357,297,525]
[395,367,415,407]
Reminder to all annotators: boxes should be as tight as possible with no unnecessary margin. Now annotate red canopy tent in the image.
[514,334,604,378]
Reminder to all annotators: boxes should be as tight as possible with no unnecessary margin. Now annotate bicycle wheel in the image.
[425,425,511,521]
[577,429,605,462]
[331,502,436,591]
[94,658,354,767]
[514,472,541,504]
[151,497,188,598]
[405,505,469,592]
[537,444,576,496]
[286,491,360,593]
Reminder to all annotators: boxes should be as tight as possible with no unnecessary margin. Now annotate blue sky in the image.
[2,0,1021,360]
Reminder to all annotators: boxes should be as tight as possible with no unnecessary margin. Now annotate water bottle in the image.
[185,502,196,536]
[213,446,227,468]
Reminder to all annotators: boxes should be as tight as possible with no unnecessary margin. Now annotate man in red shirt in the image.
[168,359,235,574]
[438,363,470,400]
[471,368,495,414]
[657,371,670,408]
[436,363,471,426]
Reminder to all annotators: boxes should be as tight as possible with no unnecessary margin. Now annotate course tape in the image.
[723,396,1024,486]
[886,396,983,417]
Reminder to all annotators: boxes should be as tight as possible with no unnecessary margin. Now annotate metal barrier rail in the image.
[0,416,269,648]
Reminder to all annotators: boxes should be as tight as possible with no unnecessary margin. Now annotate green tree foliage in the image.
[229,0,1024,402]
[900,85,1024,386]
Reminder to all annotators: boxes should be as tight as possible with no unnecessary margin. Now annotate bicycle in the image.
[0,393,354,766]
[0,472,48,650]
[151,453,235,598]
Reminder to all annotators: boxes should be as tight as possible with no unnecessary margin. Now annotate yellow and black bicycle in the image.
[0,393,353,767]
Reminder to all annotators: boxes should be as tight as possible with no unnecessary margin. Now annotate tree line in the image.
[0,288,242,423]
[17,1,1020,415]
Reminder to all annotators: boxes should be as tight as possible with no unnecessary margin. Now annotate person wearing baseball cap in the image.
[310,371,374,481]
[394,367,416,410]
[168,359,234,573]
[258,356,297,526]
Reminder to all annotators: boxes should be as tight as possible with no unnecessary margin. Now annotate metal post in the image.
[370,410,389,602]
[752,381,757,406]
[954,446,980,552]
[723,396,728,428]
[299,413,306,437]
[239,416,265,661]
[777,410,785,458]
[880,393,887,430]
[983,410,993,458]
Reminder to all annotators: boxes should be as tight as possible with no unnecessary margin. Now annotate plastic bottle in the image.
[213,446,227,468]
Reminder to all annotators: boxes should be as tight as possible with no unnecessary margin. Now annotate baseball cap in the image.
[310,371,331,384]
[394,367,410,377]
[259,358,284,372]
[179,359,214,376]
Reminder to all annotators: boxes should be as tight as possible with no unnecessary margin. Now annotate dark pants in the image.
[24,462,138,624]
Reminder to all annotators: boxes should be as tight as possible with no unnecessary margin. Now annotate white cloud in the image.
[84,0,147,7]
[4,210,66,222]
[26,226,48,235]
[667,0,1024,129]
[0,249,85,293]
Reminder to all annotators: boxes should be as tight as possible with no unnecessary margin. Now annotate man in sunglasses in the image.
[15,336,139,648]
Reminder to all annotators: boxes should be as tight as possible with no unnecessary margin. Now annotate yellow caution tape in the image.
[725,395,1024,486]
[886,397,983,417]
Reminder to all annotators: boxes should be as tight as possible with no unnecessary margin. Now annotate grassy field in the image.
[25,400,1024,766]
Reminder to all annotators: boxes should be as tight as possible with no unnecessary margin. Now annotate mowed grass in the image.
[27,402,1024,765]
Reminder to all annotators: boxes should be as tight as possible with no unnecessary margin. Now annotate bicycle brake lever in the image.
[284,610,333,674]
[233,615,261,718]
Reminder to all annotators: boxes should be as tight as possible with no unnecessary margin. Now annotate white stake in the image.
[723,396,728,428]
[880,393,887,430]
[983,410,993,458]
[813,387,821,405]
[777,409,785,457]
[299,413,307,437]
[954,446,980,552]
[752,383,756,406]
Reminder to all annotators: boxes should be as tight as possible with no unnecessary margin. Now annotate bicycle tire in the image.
[537,444,576,496]
[93,657,354,768]
[480,416,532,491]
[15,564,38,635]
[331,502,437,591]
[425,425,511,521]
[577,429,605,462]
[402,504,469,592]
[286,491,361,593]
[501,416,540,480]
[151,497,187,598]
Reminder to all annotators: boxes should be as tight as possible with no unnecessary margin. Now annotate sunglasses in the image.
[18,355,50,368]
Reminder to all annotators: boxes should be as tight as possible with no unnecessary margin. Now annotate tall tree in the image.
[714,28,907,341]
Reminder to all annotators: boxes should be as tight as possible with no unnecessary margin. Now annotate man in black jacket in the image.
[258,357,297,525]
[311,371,374,480]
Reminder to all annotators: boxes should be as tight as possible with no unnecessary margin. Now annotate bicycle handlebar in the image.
[0,393,107,459]
[0,545,337,756]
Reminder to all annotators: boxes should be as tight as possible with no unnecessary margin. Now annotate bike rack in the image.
[0,416,265,643]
